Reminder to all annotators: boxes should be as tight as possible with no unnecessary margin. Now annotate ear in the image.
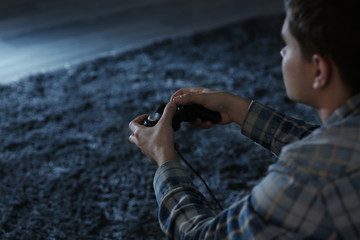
[312,54,332,89]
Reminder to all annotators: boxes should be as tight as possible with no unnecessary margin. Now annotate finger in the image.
[190,118,213,129]
[128,134,138,145]
[170,87,204,101]
[129,114,148,132]
[158,102,177,126]
[133,114,149,124]
[172,91,208,106]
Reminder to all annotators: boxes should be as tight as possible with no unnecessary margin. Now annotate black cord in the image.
[176,149,224,211]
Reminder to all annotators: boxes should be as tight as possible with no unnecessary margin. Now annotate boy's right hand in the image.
[170,87,251,127]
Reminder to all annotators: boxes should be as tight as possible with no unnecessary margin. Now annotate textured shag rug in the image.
[0,14,319,239]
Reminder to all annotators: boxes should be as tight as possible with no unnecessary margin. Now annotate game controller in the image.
[143,103,222,131]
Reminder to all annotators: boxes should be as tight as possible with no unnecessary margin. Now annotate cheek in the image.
[281,52,300,98]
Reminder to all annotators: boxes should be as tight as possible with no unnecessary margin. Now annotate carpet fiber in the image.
[0,14,318,239]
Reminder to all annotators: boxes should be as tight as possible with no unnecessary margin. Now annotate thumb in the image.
[158,102,177,126]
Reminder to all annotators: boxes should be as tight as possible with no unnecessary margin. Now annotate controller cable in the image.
[175,148,224,211]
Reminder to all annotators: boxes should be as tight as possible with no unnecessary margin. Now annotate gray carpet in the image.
[0,14,319,239]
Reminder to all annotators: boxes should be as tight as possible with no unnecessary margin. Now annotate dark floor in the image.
[0,0,283,84]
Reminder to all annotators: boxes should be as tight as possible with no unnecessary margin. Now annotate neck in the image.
[317,108,336,123]
[315,86,352,123]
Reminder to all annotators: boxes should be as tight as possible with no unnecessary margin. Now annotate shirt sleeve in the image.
[153,161,293,239]
[153,156,336,239]
[152,99,360,239]
[241,102,319,155]
[153,103,321,239]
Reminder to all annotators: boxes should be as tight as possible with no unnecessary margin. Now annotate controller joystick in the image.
[143,103,221,131]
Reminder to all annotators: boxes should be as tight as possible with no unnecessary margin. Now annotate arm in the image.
[242,102,319,155]
[129,88,322,239]
[154,161,269,239]
[153,145,333,239]
[172,87,319,155]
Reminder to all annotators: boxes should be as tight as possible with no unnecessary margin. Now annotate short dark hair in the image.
[284,0,360,94]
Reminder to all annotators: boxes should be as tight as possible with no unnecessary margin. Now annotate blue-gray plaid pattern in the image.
[153,93,360,239]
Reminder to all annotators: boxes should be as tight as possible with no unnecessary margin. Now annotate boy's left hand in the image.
[129,102,179,167]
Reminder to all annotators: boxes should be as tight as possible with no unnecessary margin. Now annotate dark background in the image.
[0,0,283,84]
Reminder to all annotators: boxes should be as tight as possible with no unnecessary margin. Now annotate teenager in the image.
[129,0,360,238]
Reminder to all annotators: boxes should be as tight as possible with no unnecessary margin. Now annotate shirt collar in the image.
[325,93,360,125]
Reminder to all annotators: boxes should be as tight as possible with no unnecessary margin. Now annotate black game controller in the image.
[143,103,222,131]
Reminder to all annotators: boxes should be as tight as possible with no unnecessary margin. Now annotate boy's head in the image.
[284,0,360,94]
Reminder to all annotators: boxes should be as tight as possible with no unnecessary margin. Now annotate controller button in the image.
[147,112,161,122]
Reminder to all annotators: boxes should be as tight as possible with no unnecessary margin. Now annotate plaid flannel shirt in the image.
[153,93,360,239]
